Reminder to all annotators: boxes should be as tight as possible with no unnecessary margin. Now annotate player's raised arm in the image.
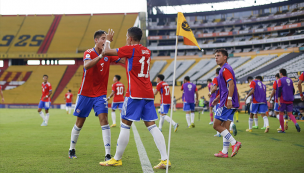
[104,29,118,56]
[84,54,104,70]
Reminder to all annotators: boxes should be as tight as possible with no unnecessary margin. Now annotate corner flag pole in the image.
[166,35,178,173]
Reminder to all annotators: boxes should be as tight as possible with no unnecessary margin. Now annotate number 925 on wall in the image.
[0,35,45,47]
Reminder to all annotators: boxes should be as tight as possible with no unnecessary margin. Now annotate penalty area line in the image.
[132,123,154,173]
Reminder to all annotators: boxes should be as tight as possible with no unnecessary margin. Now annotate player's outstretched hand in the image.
[106,28,115,42]
[227,100,232,109]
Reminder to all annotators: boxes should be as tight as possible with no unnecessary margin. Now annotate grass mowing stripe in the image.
[269,138,282,141]
[293,144,304,148]
[132,123,154,173]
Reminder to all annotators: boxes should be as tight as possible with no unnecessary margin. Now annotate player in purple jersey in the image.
[277,69,301,133]
[212,49,241,158]
[245,76,269,133]
[181,76,199,128]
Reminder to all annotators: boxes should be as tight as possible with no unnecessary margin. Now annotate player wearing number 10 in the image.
[100,27,171,169]
[107,75,125,127]
[154,74,179,132]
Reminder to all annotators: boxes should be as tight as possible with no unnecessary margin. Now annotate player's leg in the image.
[44,102,50,125]
[162,104,178,132]
[213,104,221,137]
[158,104,165,131]
[252,103,259,128]
[183,103,191,127]
[260,104,269,132]
[286,104,301,132]
[209,105,214,125]
[66,104,69,114]
[68,103,72,114]
[94,95,111,160]
[190,103,195,127]
[38,101,46,125]
[235,111,239,122]
[111,103,117,127]
[69,95,92,159]
[100,97,142,166]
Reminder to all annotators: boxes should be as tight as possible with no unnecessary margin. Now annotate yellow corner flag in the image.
[176,12,201,50]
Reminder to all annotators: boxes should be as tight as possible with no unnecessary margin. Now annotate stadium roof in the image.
[148,0,238,7]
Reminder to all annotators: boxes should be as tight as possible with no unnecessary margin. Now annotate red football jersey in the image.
[299,72,304,81]
[78,48,120,97]
[156,81,171,104]
[273,80,278,103]
[41,82,52,102]
[117,44,154,99]
[65,92,73,103]
[212,77,220,102]
[112,81,125,103]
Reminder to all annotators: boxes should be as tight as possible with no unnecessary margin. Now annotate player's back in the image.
[182,82,196,103]
[113,81,125,102]
[65,92,73,103]
[157,81,171,104]
[279,77,294,102]
[124,44,154,99]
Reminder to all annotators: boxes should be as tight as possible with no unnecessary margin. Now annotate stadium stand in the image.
[2,66,66,104]
[8,15,54,53]
[163,60,195,82]
[0,15,25,53]
[150,60,167,82]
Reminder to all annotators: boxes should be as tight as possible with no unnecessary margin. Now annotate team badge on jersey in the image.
[76,109,80,113]
[86,54,90,58]
[104,57,108,62]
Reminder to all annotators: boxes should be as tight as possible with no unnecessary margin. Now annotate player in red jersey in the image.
[100,27,170,169]
[298,71,304,101]
[0,85,4,103]
[107,75,125,127]
[64,89,73,114]
[68,30,124,160]
[154,74,179,132]
[38,75,52,126]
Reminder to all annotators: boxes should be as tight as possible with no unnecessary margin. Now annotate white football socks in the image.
[229,122,234,131]
[159,116,165,129]
[186,114,191,126]
[101,124,111,155]
[39,111,45,121]
[164,115,176,126]
[254,118,258,127]
[69,124,81,150]
[114,123,130,160]
[45,113,49,124]
[249,118,253,129]
[222,137,230,154]
[148,124,168,161]
[190,112,195,124]
[111,112,116,125]
[220,129,236,145]
[263,116,269,127]
[66,107,69,112]
[69,107,72,114]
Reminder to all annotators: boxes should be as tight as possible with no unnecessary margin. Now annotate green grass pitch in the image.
[1,109,304,172]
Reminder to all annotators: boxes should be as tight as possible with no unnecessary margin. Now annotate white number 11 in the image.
[138,56,150,78]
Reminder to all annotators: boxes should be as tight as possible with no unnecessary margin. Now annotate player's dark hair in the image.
[43,75,48,78]
[280,68,287,76]
[214,49,228,59]
[127,27,142,42]
[255,76,263,81]
[247,76,253,82]
[68,89,71,92]
[207,79,212,82]
[115,75,121,81]
[94,30,106,39]
[216,68,221,75]
[184,76,190,81]
[275,73,279,78]
[157,74,165,81]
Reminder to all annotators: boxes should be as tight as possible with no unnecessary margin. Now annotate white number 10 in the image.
[138,56,150,78]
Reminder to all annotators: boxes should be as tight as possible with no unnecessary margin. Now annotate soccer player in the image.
[38,75,52,126]
[64,89,73,114]
[245,76,270,133]
[68,30,124,160]
[246,76,258,128]
[181,76,199,128]
[268,73,287,131]
[209,68,222,136]
[0,85,4,103]
[107,75,125,127]
[212,49,241,158]
[298,71,304,101]
[99,27,171,169]
[207,78,214,125]
[154,74,179,132]
[277,69,301,133]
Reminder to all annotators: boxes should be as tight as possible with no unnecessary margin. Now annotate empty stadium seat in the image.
[150,61,167,82]
[163,60,195,82]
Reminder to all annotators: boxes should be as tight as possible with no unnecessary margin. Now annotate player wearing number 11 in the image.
[100,27,171,169]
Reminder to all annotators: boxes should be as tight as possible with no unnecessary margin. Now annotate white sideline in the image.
[132,123,154,173]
